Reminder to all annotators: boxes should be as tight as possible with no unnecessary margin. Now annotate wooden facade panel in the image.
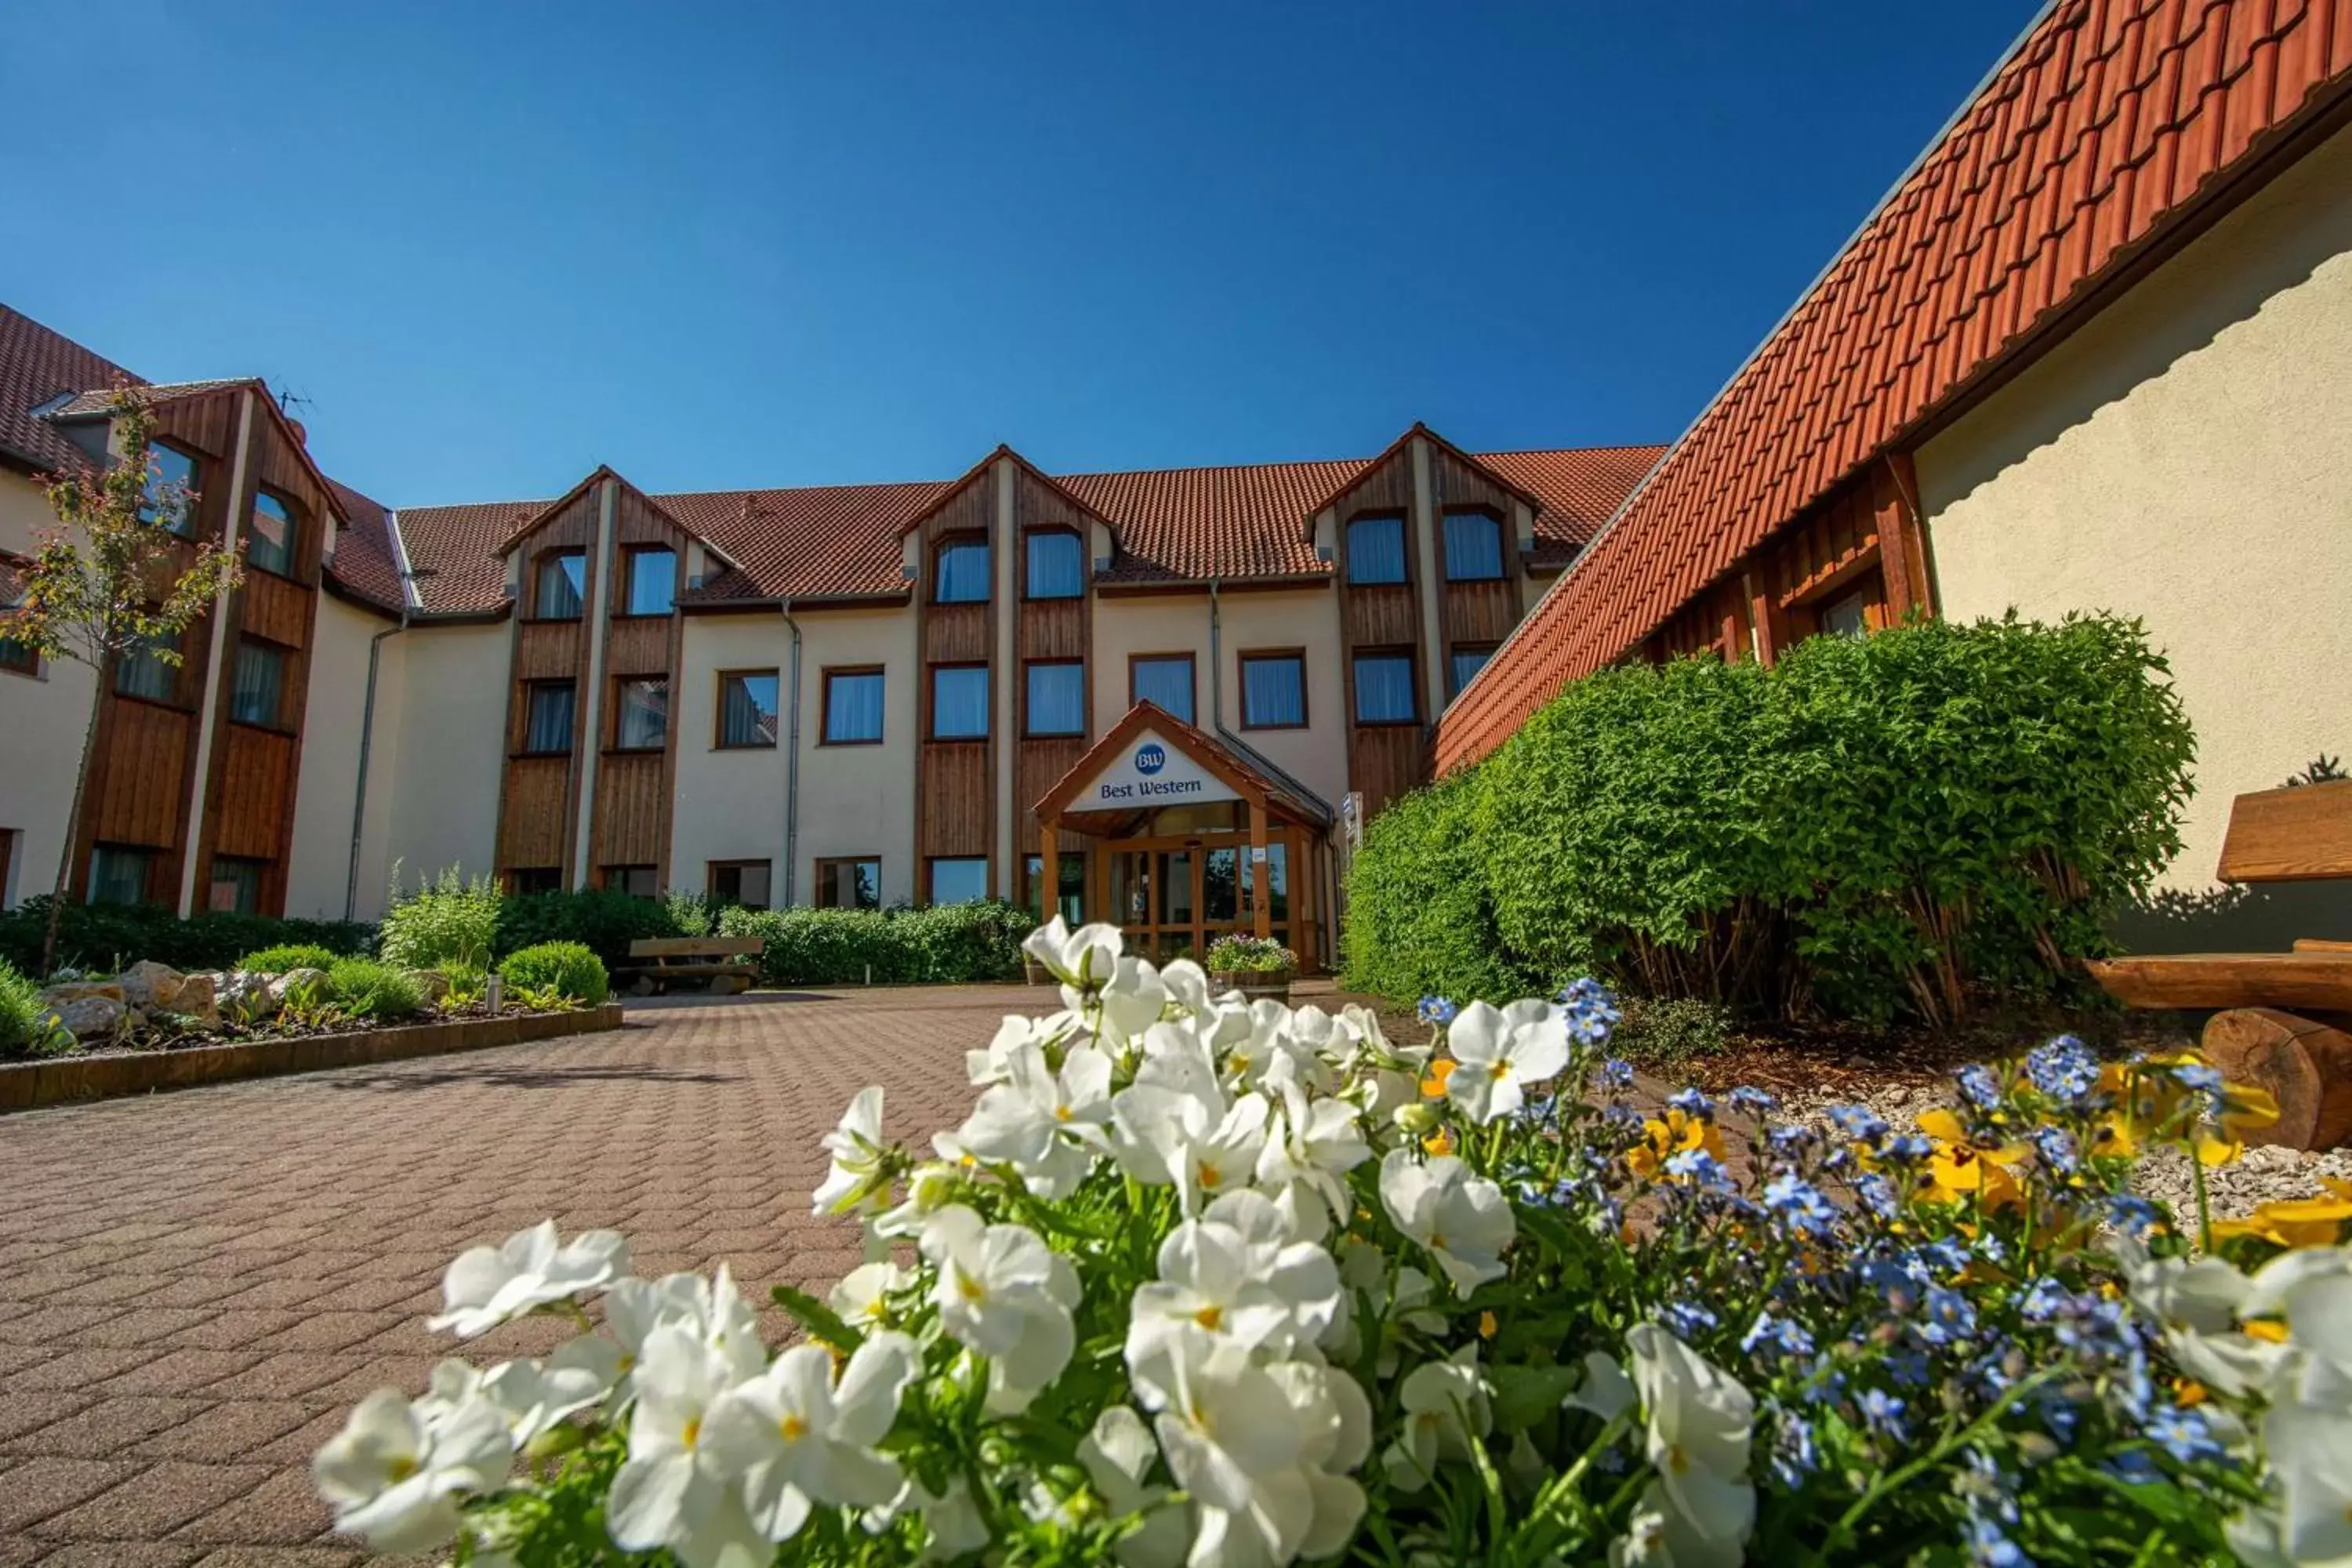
[591,751,667,868]
[248,416,333,583]
[212,724,295,859]
[88,701,191,851]
[1018,597,1085,661]
[615,487,684,546]
[925,602,990,663]
[151,388,245,550]
[1348,727,1426,822]
[1015,738,1089,837]
[920,741,991,856]
[1442,580,1518,644]
[604,615,670,676]
[498,757,570,869]
[241,568,310,648]
[1344,584,1418,646]
[514,620,583,682]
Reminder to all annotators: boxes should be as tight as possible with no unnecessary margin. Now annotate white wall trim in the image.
[176,387,258,916]
[571,477,618,888]
[993,457,1017,896]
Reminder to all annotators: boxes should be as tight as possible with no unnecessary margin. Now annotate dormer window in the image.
[625,547,676,615]
[139,441,199,536]
[1442,509,1504,581]
[1345,514,1407,584]
[935,536,990,604]
[1024,529,1083,600]
[248,490,296,576]
[535,550,586,619]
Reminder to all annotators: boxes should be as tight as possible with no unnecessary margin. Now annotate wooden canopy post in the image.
[1249,798,1272,938]
[1037,818,1058,925]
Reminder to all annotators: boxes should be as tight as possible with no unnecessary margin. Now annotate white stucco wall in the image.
[789,605,920,906]
[1915,121,2352,941]
[381,620,508,896]
[0,467,56,558]
[284,592,400,920]
[670,613,790,900]
[0,625,99,911]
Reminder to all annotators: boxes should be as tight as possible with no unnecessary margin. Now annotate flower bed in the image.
[310,917,2347,1566]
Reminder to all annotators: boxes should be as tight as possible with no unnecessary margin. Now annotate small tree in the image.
[9,387,244,974]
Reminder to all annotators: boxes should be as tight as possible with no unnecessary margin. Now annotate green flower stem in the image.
[1814,1366,2067,1561]
[2190,1143,2214,1253]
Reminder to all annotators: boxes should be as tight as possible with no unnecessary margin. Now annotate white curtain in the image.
[1347,517,1407,583]
[1132,657,1193,721]
[1243,656,1303,725]
[526,683,575,753]
[826,672,885,742]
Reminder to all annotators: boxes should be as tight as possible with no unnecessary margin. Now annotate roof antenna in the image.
[274,381,313,419]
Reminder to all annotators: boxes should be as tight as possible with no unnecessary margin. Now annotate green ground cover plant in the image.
[716,901,1030,986]
[498,942,610,1007]
[380,867,503,972]
[234,943,347,975]
[325,957,426,1023]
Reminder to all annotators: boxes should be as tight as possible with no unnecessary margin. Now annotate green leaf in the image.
[770,1283,865,1353]
[1489,1362,1583,1432]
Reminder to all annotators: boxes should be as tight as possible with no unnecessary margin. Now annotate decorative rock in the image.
[268,968,329,1007]
[51,994,128,1039]
[118,960,183,1011]
[216,970,279,1022]
[40,981,125,1007]
[168,973,219,1029]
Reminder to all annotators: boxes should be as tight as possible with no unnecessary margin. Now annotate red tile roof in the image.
[1436,0,2352,775]
[0,304,138,474]
[46,379,256,419]
[324,479,410,613]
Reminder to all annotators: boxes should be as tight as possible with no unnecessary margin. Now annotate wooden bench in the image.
[2087,779,2352,1148]
[615,937,765,996]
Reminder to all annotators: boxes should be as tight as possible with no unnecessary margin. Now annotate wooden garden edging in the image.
[0,1004,627,1115]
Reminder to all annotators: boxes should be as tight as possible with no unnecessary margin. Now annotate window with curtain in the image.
[114,633,178,702]
[605,865,658,898]
[817,858,881,909]
[249,490,296,575]
[509,867,563,896]
[1818,586,1874,639]
[930,665,989,739]
[1353,652,1417,724]
[2,629,38,676]
[1449,647,1494,699]
[1240,652,1306,728]
[140,442,198,534]
[88,844,155,906]
[626,549,675,615]
[1025,662,1084,736]
[1346,514,1408,584]
[1024,852,1085,926]
[1443,510,1504,580]
[928,857,989,906]
[230,638,285,726]
[615,678,669,750]
[209,855,264,914]
[535,552,586,619]
[524,681,575,753]
[934,538,990,604]
[708,860,771,909]
[822,669,885,744]
[718,671,780,747]
[1131,655,1195,722]
[1025,531,1083,599]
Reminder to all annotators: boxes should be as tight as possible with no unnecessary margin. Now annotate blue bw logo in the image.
[1135,743,1167,775]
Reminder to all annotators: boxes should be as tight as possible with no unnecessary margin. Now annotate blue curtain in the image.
[1026,662,1084,735]
[1347,516,1407,583]
[1449,648,1493,697]
[1443,512,1504,580]
[930,858,988,905]
[932,666,989,738]
[824,672,884,742]
[935,541,990,603]
[230,641,282,725]
[526,683,575,753]
[1131,657,1193,721]
[724,673,780,746]
[1354,655,1416,723]
[1025,532,1084,598]
[1242,655,1304,726]
[537,554,584,619]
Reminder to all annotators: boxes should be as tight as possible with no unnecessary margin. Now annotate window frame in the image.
[1345,511,1410,586]
[1022,659,1087,739]
[1127,652,1197,724]
[815,856,883,910]
[228,636,289,730]
[1350,648,1420,727]
[532,549,588,622]
[112,630,183,706]
[1022,851,1087,926]
[519,679,578,757]
[931,532,992,605]
[610,676,670,753]
[820,666,887,747]
[602,864,659,898]
[1446,643,1497,700]
[507,866,564,897]
[139,441,201,536]
[1440,507,1506,583]
[207,854,267,915]
[247,487,299,579]
[927,662,990,741]
[1022,528,1086,601]
[1237,648,1308,731]
[706,858,773,910]
[926,856,990,907]
[714,668,782,750]
[620,545,677,618]
[87,842,158,906]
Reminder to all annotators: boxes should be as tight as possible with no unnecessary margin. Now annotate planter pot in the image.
[1210,968,1293,1001]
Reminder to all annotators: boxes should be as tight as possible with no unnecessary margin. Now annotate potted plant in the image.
[1206,933,1297,1000]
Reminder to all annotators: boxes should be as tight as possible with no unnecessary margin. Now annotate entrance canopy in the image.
[1035,702,1327,836]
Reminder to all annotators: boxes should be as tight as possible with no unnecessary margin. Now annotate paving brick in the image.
[0,1394,100,1446]
[29,1461,271,1542]
[169,1469,336,1547]
[2,1347,162,1392]
[3,1397,209,1459]
[188,1550,361,1568]
[94,1351,266,1398]
[0,1457,140,1531]
[28,1543,203,1565]
[131,1401,318,1461]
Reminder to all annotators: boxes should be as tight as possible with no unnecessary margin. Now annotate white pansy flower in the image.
[1255,1054,1371,1229]
[956,1040,1113,1198]
[419,1349,612,1448]
[1627,1324,1755,1560]
[918,1204,1080,1407]
[604,1321,760,1559]
[1078,1406,1189,1568]
[813,1086,892,1217]
[1378,1149,1516,1295]
[920,1476,993,1561]
[1113,1070,1270,1215]
[2114,1236,2287,1398]
[425,1221,628,1338]
[702,1332,917,1543]
[829,1261,910,1330]
[1568,1349,1637,1421]
[1382,1344,1490,1491]
[1025,915,1125,990]
[1160,957,1214,1016]
[875,1159,966,1239]
[1443,1000,1568,1124]
[1093,955,1173,1045]
[1127,1190,1342,1388]
[1267,1359,1374,1557]
[1148,1338,1317,1568]
[968,1014,1062,1087]
[314,1388,513,1555]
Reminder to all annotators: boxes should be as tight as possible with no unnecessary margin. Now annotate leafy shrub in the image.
[1610,995,1732,1066]
[326,958,424,1023]
[716,901,1029,986]
[0,960,69,1058]
[0,897,372,978]
[1204,934,1297,973]
[499,942,610,1007]
[663,888,717,938]
[1351,614,2196,1026]
[235,942,346,975]
[379,866,502,972]
[495,889,681,973]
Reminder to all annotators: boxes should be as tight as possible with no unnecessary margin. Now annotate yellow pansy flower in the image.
[1624,1108,1725,1180]
[1914,1109,2027,1212]
[1421,1058,1456,1100]
[2212,1185,2352,1249]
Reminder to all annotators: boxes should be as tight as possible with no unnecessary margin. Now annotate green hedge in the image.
[716,901,1030,987]
[235,943,345,975]
[1347,613,2195,1027]
[499,942,610,1006]
[0,898,373,980]
[495,889,682,973]
[325,958,424,1023]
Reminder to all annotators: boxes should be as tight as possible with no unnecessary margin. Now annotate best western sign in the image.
[1073,729,1240,807]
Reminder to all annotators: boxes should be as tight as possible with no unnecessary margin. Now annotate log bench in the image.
[2087,780,2352,1149]
[614,937,765,996]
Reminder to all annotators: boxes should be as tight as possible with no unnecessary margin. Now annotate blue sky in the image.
[0,2,2038,506]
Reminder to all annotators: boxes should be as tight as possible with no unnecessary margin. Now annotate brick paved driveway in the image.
[0,984,1043,1566]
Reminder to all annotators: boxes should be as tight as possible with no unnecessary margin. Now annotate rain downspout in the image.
[345,511,416,921]
[782,598,803,906]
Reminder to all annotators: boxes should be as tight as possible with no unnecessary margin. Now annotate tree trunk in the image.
[2202,1007,2352,1151]
[42,681,102,978]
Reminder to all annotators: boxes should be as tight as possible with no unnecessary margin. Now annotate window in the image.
[248,490,296,576]
[614,677,669,750]
[509,867,563,896]
[822,668,885,746]
[717,670,780,748]
[1352,652,1417,724]
[1346,514,1408,584]
[927,857,989,906]
[140,442,198,534]
[816,857,881,910]
[708,859,772,909]
[625,548,676,615]
[1240,651,1306,729]
[1442,510,1504,581]
[604,865,659,898]
[1025,661,1085,737]
[1130,654,1196,724]
[208,855,265,914]
[1817,585,1875,639]
[535,551,586,619]
[1025,530,1084,599]
[930,664,989,739]
[0,633,33,677]
[523,681,575,754]
[87,844,155,906]
[934,538,990,604]
[1448,645,1494,699]
[114,632,178,702]
[230,638,286,727]
[1024,852,1085,926]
